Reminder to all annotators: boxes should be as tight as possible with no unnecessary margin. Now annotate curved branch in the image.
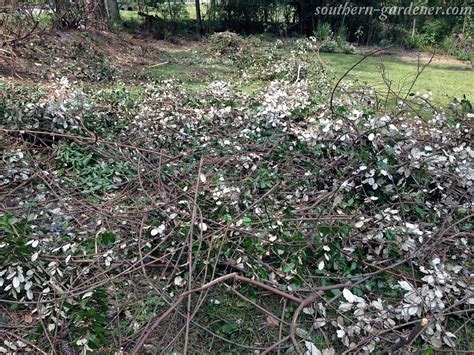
[290,291,324,355]
[379,318,429,355]
[330,46,392,115]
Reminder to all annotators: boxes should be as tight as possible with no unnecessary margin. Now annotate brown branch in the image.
[404,53,435,101]
[184,158,204,354]
[330,46,392,115]
[0,128,177,161]
[262,336,291,355]
[290,292,325,355]
[0,330,47,355]
[379,318,429,355]
[130,272,309,354]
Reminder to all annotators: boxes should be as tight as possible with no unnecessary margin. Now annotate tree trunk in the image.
[53,0,72,29]
[106,0,120,21]
[209,0,215,21]
[195,0,202,35]
[54,0,70,14]
[96,0,108,29]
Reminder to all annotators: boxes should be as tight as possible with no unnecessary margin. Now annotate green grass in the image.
[120,4,205,22]
[320,53,474,105]
[120,10,145,23]
[124,29,473,108]
[144,49,237,91]
[145,45,473,108]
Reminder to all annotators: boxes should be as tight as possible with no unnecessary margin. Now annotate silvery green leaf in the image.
[342,288,354,303]
[304,341,322,355]
[296,328,308,339]
[12,277,20,289]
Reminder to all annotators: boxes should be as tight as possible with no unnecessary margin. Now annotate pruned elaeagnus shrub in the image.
[319,39,339,53]
[2,79,140,140]
[1,37,473,353]
[208,31,247,59]
[2,78,89,134]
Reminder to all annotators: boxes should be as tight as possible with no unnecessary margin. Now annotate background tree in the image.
[106,0,121,21]
[195,0,202,34]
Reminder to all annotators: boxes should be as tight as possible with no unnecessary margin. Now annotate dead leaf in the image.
[266,315,279,327]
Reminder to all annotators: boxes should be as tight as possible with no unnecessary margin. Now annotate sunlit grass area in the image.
[119,10,145,22]
[321,53,473,105]
[120,4,207,22]
[144,41,472,107]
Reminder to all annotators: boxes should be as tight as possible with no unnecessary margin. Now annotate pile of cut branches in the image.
[1,39,473,354]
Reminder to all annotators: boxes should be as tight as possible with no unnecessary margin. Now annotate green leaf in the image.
[283,262,295,273]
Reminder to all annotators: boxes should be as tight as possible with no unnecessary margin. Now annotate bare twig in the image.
[379,318,429,355]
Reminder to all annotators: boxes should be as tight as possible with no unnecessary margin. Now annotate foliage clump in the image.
[208,31,247,60]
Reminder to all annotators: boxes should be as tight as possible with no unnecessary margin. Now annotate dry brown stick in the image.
[380,66,425,119]
[404,53,435,101]
[183,158,203,355]
[378,318,429,355]
[0,128,175,160]
[262,336,291,355]
[0,171,38,200]
[315,44,328,68]
[225,284,290,326]
[131,273,238,355]
[0,330,48,355]
[3,16,39,46]
[330,46,392,115]
[36,295,56,355]
[278,299,288,355]
[235,275,303,304]
[342,318,423,354]
[130,272,305,354]
[2,244,185,305]
[137,213,149,278]
[290,291,325,355]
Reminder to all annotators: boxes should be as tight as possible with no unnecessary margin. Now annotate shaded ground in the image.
[2,30,173,82]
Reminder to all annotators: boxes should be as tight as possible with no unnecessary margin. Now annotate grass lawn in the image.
[146,47,473,107]
[123,26,472,108]
[320,52,473,106]
[120,4,207,22]
[120,10,144,23]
